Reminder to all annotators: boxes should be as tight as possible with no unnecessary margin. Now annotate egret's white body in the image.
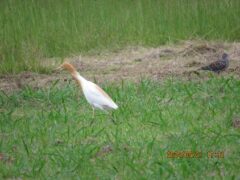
[59,63,118,113]
[75,73,118,110]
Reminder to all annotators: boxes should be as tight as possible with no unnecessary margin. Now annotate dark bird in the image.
[200,53,229,73]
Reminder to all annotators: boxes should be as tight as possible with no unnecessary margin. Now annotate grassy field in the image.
[0,0,240,74]
[1,0,240,179]
[0,76,240,179]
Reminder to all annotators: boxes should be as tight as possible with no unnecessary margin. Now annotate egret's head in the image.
[56,62,76,74]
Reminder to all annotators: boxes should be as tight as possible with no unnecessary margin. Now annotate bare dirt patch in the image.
[1,40,240,93]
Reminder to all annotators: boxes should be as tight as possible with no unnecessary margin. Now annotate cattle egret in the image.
[201,53,229,73]
[57,62,118,117]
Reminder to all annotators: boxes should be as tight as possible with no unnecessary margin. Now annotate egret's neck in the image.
[61,62,87,88]
[72,72,87,88]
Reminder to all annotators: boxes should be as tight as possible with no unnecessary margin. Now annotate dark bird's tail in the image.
[200,65,211,70]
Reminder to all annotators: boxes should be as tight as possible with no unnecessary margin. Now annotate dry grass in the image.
[1,41,240,93]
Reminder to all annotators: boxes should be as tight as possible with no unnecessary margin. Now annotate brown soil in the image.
[1,40,240,93]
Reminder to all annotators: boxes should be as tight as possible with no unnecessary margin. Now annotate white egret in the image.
[57,62,118,117]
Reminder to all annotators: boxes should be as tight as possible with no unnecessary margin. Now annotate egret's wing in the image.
[85,81,118,109]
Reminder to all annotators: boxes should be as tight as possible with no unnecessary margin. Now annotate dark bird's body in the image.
[201,53,229,73]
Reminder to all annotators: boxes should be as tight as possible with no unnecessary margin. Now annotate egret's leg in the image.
[90,107,95,126]
[110,111,117,124]
[92,107,95,119]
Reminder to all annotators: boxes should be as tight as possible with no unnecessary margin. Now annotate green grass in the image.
[0,0,240,74]
[0,77,240,179]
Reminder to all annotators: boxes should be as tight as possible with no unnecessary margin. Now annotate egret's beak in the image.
[53,64,63,73]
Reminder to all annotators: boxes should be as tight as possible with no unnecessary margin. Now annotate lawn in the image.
[0,0,240,73]
[0,76,239,179]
